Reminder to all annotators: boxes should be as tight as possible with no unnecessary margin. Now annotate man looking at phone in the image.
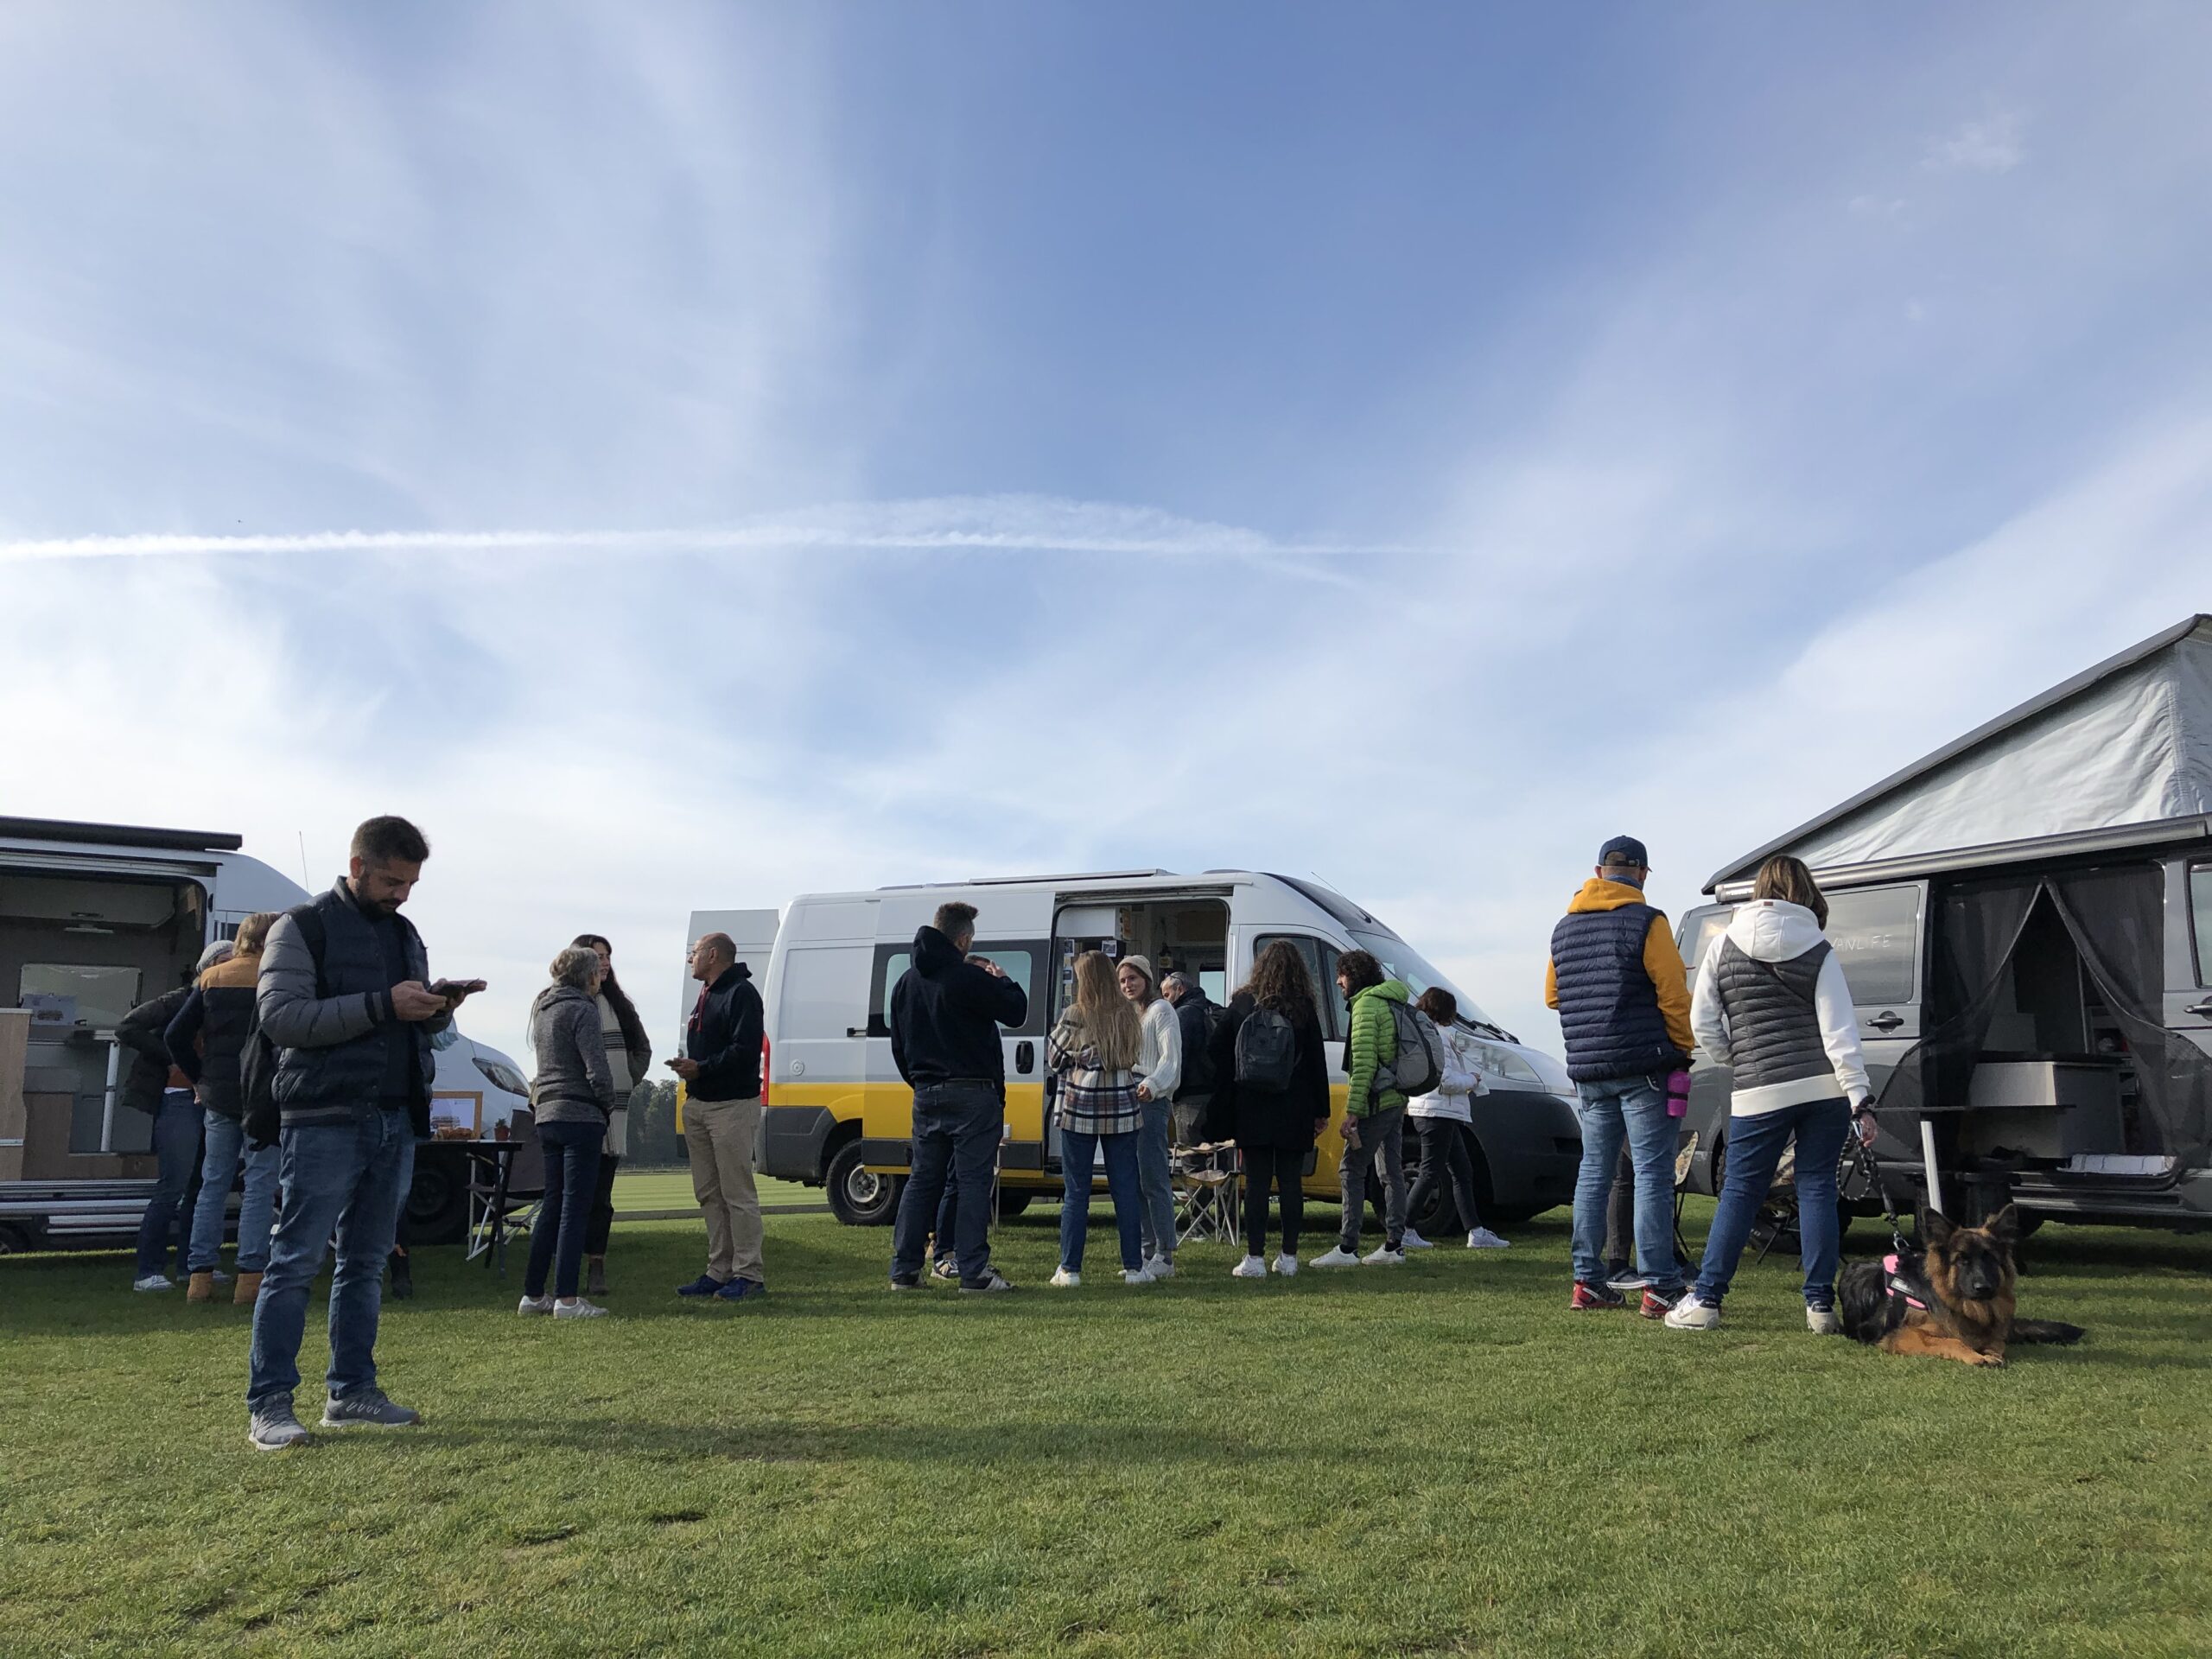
[671,932,768,1303]
[245,815,482,1451]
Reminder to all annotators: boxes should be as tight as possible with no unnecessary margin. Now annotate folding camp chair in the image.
[1173,1141,1243,1246]
[468,1110,543,1275]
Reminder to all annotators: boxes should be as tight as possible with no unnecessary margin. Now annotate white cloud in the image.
[1923,110,2026,173]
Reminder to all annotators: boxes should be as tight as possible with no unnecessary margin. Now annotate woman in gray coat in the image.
[521,945,616,1319]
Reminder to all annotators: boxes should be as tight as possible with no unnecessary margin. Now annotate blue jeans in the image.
[1571,1075,1681,1293]
[1135,1097,1177,1261]
[135,1090,203,1278]
[892,1081,1004,1285]
[246,1103,416,1409]
[1693,1099,1853,1310]
[1058,1127,1143,1274]
[187,1110,282,1274]
[525,1119,604,1300]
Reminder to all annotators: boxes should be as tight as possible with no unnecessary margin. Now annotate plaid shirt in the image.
[1048,1014,1142,1136]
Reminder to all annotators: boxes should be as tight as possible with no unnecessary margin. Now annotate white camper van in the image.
[0,817,528,1250]
[690,869,1581,1231]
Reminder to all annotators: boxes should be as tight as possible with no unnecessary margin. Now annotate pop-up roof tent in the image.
[1709,614,2212,885]
[1707,614,2212,1172]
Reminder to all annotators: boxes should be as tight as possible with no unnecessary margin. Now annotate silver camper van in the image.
[0,817,529,1249]
[1675,617,2212,1230]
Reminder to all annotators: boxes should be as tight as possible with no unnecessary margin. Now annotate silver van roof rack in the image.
[877,869,1174,891]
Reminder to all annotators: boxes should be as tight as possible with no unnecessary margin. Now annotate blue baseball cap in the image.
[1598,835,1649,868]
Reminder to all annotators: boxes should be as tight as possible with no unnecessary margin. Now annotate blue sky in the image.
[3,4,2209,1064]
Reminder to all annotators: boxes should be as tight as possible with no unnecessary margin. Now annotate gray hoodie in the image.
[528,983,616,1127]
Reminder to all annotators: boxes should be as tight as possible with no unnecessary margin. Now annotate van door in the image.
[770,901,878,1112]
[2174,860,2212,1059]
[1823,882,1929,1094]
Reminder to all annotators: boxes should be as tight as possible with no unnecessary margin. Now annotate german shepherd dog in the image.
[1838,1205,2086,1368]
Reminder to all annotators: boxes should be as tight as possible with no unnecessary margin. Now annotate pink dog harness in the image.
[1883,1252,1929,1311]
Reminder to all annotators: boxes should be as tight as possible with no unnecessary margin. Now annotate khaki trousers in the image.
[688,1096,765,1284]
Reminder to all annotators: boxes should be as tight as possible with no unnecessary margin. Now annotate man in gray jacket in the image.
[245,815,482,1452]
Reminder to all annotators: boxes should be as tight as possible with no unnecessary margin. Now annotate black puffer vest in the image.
[1550,902,1683,1084]
[271,887,434,1121]
[194,953,262,1118]
[1711,938,1832,1092]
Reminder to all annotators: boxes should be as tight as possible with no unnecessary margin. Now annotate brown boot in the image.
[186,1271,215,1303]
[232,1271,263,1306]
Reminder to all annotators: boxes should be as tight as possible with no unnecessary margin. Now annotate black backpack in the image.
[1234,1005,1298,1091]
[241,904,326,1148]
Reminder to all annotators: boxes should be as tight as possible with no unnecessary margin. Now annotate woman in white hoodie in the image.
[1118,955,1183,1280]
[1667,855,1878,1335]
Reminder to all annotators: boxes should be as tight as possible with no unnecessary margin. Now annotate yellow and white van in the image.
[687,870,1581,1230]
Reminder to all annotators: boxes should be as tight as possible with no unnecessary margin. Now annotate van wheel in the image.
[996,1190,1034,1219]
[825,1141,902,1227]
[404,1154,468,1245]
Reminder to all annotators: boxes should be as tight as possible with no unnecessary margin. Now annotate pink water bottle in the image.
[1666,1070,1692,1118]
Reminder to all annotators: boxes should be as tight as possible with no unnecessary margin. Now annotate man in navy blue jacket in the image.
[671,932,768,1302]
[1545,835,1694,1317]
[887,901,1028,1293]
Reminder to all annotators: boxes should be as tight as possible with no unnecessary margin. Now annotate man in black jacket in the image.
[671,932,768,1302]
[1162,974,1219,1145]
[887,901,1028,1293]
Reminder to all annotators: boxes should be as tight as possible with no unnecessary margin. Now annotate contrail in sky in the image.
[0,521,1432,563]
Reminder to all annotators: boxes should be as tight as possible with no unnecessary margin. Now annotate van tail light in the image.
[760,1036,772,1105]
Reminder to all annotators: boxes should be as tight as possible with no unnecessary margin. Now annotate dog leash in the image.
[1844,1132,1913,1258]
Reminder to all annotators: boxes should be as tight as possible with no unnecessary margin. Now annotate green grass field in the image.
[3,1204,2208,1657]
[612,1167,823,1214]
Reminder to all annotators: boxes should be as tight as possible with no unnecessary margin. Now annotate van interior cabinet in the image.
[1959,1059,2126,1159]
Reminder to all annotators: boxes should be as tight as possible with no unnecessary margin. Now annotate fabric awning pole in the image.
[1919,1117,1945,1218]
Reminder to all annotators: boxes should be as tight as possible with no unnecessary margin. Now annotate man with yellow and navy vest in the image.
[1545,835,1694,1317]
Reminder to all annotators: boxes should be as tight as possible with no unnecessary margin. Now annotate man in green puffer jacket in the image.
[1309,950,1413,1268]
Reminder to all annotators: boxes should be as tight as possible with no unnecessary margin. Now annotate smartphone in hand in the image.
[429,978,487,1001]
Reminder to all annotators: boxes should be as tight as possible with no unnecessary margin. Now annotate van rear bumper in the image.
[759,1104,836,1184]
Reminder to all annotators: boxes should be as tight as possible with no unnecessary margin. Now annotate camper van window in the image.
[873,946,1039,1036]
[1343,928,1492,1027]
[1823,886,1921,1007]
[1678,907,1735,975]
[19,963,142,1030]
[2191,865,2212,984]
[1254,934,1338,1039]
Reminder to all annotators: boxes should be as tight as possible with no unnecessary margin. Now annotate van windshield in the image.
[1344,928,1491,1027]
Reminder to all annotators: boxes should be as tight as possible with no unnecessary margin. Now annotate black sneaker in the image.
[960,1268,1014,1294]
[676,1274,725,1298]
[889,1273,922,1291]
[930,1257,959,1282]
[1604,1266,1649,1293]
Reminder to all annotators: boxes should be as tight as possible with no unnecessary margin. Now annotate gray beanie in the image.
[195,939,236,972]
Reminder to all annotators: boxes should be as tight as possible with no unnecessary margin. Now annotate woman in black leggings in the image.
[1209,940,1331,1280]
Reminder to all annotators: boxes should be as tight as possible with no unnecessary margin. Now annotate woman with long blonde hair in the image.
[167,912,283,1305]
[1046,950,1154,1286]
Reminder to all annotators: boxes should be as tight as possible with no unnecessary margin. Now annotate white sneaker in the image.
[1143,1255,1176,1280]
[1122,1267,1157,1286]
[1309,1247,1361,1268]
[1049,1268,1081,1288]
[1272,1253,1300,1277]
[132,1274,174,1293]
[1664,1294,1722,1331]
[1230,1254,1268,1279]
[1466,1228,1511,1250]
[1807,1305,1843,1336]
[1400,1230,1435,1251]
[1363,1244,1406,1266]
[552,1297,607,1319]
[518,1294,554,1316]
